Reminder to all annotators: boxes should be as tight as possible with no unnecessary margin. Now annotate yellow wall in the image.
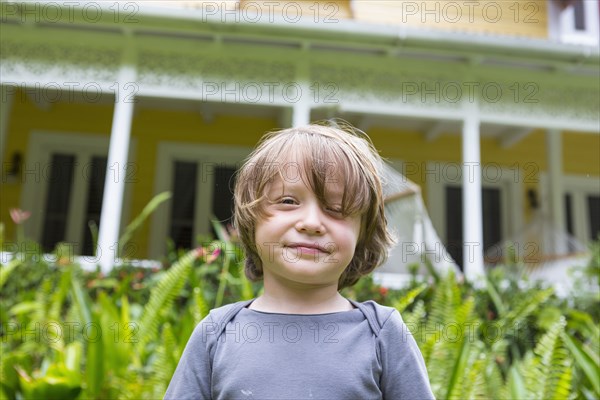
[0,90,276,258]
[239,0,354,20]
[353,0,548,38]
[205,0,550,38]
[238,0,549,38]
[129,108,274,257]
[369,127,600,222]
[1,89,114,246]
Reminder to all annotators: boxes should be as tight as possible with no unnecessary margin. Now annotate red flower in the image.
[379,287,389,296]
[9,208,31,225]
[206,247,221,264]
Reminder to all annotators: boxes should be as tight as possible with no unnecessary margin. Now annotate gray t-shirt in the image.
[164,299,435,400]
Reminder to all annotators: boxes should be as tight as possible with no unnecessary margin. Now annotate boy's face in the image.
[254,170,361,289]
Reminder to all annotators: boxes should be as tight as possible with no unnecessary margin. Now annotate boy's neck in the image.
[249,277,354,314]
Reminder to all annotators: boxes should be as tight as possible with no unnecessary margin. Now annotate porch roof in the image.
[3,0,599,75]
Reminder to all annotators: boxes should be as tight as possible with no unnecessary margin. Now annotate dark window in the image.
[212,166,237,229]
[573,0,586,30]
[81,156,107,256]
[565,194,574,235]
[565,193,576,252]
[446,186,464,269]
[41,154,76,252]
[445,186,502,269]
[588,195,600,241]
[170,161,197,250]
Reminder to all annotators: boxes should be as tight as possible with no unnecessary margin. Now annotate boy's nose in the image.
[295,203,326,235]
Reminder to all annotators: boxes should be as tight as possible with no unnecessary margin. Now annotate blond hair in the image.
[233,122,394,289]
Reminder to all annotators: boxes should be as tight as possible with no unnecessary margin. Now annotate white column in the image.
[97,66,136,272]
[546,129,566,253]
[0,85,15,166]
[291,100,310,127]
[291,55,310,128]
[462,110,485,281]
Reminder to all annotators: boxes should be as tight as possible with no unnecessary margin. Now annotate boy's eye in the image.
[326,206,343,214]
[280,197,297,205]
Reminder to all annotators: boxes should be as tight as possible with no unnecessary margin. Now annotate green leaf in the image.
[0,258,20,289]
[562,332,600,395]
[211,218,230,242]
[9,301,41,316]
[85,310,104,398]
[508,365,526,400]
[485,275,506,315]
[446,337,470,399]
[70,275,92,326]
[118,191,171,256]
[136,249,195,357]
[393,283,426,313]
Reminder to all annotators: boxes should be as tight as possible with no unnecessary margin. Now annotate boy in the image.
[165,123,435,399]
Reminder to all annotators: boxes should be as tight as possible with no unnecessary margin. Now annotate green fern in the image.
[422,272,478,400]
[192,286,210,324]
[135,250,195,357]
[518,318,572,399]
[450,341,487,400]
[144,323,178,400]
[484,356,508,399]
[48,269,72,322]
[393,283,427,313]
[0,258,20,289]
[500,287,553,336]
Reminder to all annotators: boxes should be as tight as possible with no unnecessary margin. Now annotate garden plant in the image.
[1,215,599,399]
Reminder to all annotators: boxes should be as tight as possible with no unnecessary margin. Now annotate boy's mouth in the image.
[285,242,331,254]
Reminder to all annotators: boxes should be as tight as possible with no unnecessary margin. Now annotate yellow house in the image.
[1,0,598,280]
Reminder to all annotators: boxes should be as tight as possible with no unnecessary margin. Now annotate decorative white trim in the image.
[149,141,252,259]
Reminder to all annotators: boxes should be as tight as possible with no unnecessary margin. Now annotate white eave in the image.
[3,0,600,72]
[134,3,600,67]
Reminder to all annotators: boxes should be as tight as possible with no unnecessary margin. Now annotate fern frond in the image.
[192,286,210,324]
[393,283,426,313]
[484,358,508,399]
[0,258,20,289]
[520,317,571,399]
[144,323,178,400]
[545,352,572,400]
[136,250,195,357]
[500,288,553,337]
[48,269,72,321]
[455,342,487,400]
[426,296,477,399]
[403,300,426,339]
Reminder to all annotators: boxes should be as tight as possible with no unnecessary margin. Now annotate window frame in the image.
[549,0,600,46]
[22,131,135,254]
[540,172,600,244]
[149,141,252,259]
[426,161,523,248]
